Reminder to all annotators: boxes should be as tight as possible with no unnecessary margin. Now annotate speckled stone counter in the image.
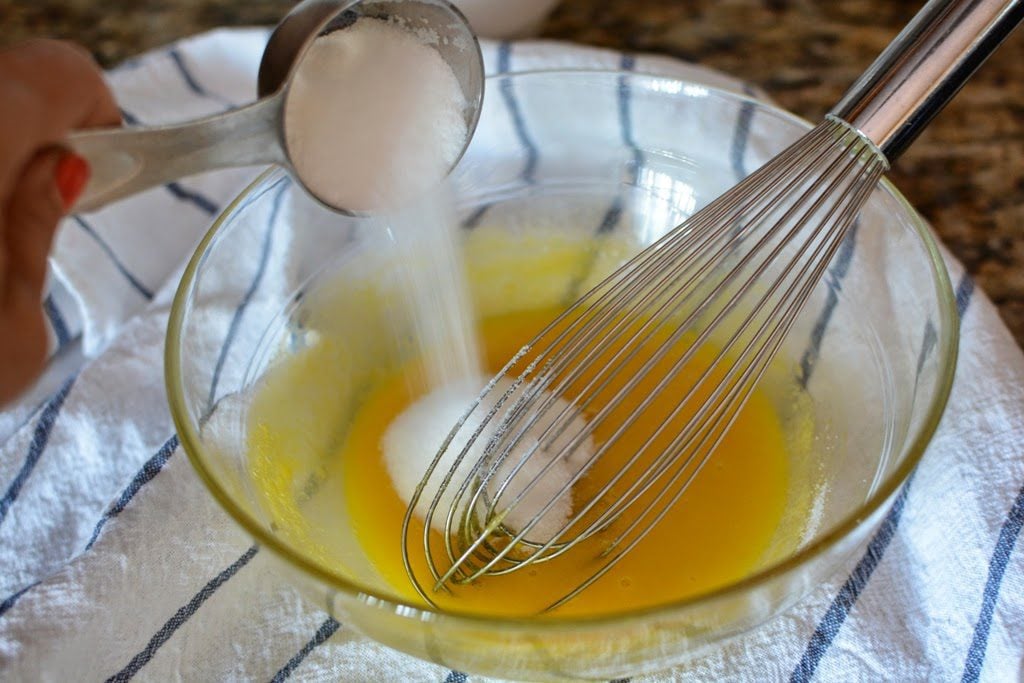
[3,0,1023,348]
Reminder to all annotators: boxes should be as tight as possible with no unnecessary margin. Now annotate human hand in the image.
[0,39,121,405]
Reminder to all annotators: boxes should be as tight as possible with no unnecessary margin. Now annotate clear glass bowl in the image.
[166,71,957,680]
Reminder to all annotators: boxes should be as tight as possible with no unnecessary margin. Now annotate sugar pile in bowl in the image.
[282,17,586,543]
[383,378,596,543]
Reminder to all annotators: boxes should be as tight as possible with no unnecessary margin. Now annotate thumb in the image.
[3,148,88,308]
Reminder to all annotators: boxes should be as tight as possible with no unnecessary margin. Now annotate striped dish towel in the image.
[1,29,1022,682]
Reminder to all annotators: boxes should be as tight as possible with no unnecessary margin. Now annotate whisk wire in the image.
[405,118,890,609]
[541,146,888,612]
[398,0,1021,612]
[456,124,856,538]
[597,145,888,552]
[462,122,867,542]
[533,137,883,568]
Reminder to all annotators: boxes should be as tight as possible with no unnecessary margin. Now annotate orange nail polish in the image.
[55,153,90,209]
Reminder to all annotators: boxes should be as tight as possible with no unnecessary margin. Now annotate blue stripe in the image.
[729,85,758,182]
[117,108,220,215]
[271,617,342,682]
[444,672,467,683]
[496,42,538,184]
[914,320,939,379]
[618,53,643,186]
[3,180,287,660]
[462,41,538,230]
[796,219,860,387]
[106,544,259,682]
[85,434,179,550]
[168,48,210,97]
[592,52,639,236]
[790,270,975,681]
[167,48,235,109]
[72,216,155,300]
[956,275,975,319]
[4,184,283,659]
[0,376,75,526]
[961,481,1024,682]
[790,475,915,683]
[460,204,490,230]
[595,199,624,236]
[100,181,289,679]
[912,269,970,381]
[163,181,219,215]
[43,293,72,349]
[917,264,970,385]
[562,53,638,300]
[0,580,39,620]
[207,179,288,410]
[955,274,975,319]
[722,83,758,249]
[0,435,179,619]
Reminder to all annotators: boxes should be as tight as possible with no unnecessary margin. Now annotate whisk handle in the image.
[831,0,1023,161]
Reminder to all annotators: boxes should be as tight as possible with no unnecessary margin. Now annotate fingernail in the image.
[55,153,90,209]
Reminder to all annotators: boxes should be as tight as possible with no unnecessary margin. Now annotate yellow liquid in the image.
[335,306,790,618]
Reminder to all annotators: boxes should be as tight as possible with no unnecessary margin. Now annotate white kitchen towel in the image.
[0,28,1022,683]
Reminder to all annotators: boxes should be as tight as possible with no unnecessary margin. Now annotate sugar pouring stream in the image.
[66,0,484,214]
[403,0,1024,612]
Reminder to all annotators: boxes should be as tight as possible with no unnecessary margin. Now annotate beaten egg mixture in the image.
[246,229,794,618]
[340,307,789,617]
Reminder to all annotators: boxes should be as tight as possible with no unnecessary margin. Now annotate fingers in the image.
[0,39,115,404]
[0,39,113,405]
[0,147,85,405]
[3,148,83,309]
[0,38,121,128]
[0,300,48,407]
[0,39,120,198]
[0,148,72,407]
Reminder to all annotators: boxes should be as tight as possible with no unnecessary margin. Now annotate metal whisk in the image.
[402,0,1024,612]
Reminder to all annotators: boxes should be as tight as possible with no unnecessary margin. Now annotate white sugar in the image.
[284,17,468,212]
[284,16,580,541]
[382,190,482,387]
[382,378,593,543]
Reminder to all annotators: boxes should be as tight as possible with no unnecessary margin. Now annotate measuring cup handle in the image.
[68,94,286,213]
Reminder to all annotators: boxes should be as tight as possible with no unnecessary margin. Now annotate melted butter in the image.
[337,306,790,617]
[246,226,795,618]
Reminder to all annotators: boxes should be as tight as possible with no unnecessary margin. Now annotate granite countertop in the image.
[2,0,1022,348]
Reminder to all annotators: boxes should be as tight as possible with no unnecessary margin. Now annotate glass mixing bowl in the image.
[166,71,957,680]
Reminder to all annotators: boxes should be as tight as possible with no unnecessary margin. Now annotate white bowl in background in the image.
[451,0,561,38]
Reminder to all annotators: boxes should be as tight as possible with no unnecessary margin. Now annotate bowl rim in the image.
[165,68,959,630]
